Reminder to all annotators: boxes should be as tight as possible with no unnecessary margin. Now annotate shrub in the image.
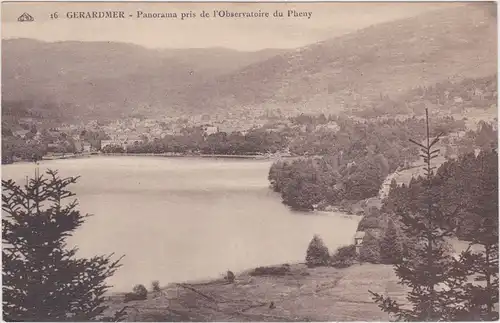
[357,216,381,231]
[101,144,125,154]
[357,208,385,231]
[250,264,291,276]
[124,284,148,302]
[305,235,330,267]
[151,280,161,293]
[134,284,148,297]
[338,200,355,214]
[331,244,358,268]
[359,232,382,264]
[225,270,235,283]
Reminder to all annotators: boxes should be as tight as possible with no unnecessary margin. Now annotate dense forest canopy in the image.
[382,148,498,241]
[268,113,488,211]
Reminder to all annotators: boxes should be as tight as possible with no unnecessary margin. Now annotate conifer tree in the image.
[2,169,126,321]
[306,234,330,267]
[380,219,403,265]
[359,231,382,264]
[370,109,466,321]
[452,149,499,321]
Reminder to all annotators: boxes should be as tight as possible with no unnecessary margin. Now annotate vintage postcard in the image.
[1,1,498,321]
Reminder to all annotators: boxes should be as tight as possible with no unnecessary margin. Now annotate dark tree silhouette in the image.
[369,109,467,321]
[452,149,499,321]
[2,170,126,321]
[380,219,403,265]
[359,231,382,264]
[305,235,330,268]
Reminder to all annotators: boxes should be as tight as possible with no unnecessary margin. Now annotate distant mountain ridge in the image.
[1,39,286,121]
[2,3,497,122]
[188,3,496,117]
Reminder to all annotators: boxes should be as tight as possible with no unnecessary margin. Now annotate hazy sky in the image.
[2,2,456,51]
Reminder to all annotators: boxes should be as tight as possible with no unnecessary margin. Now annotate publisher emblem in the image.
[18,12,34,22]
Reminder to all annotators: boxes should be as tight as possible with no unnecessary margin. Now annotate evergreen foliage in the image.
[101,144,125,154]
[370,110,456,320]
[357,207,385,231]
[2,170,126,321]
[267,114,468,211]
[133,284,148,299]
[359,232,382,264]
[124,284,148,303]
[380,220,404,265]
[370,110,498,321]
[331,244,357,268]
[151,280,161,293]
[382,150,499,240]
[450,149,499,321]
[305,235,330,268]
[226,270,235,283]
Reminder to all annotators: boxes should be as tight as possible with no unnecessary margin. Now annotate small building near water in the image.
[354,231,366,254]
[73,140,83,153]
[100,139,115,150]
[82,142,92,153]
[203,126,219,137]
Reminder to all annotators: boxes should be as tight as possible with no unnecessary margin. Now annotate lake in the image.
[2,156,360,292]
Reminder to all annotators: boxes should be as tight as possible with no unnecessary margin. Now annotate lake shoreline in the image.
[104,238,475,321]
[108,260,307,297]
[100,152,274,160]
[2,152,291,166]
[5,156,362,294]
[106,208,360,294]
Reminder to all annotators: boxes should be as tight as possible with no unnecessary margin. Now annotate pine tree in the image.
[452,149,499,321]
[306,235,330,267]
[370,109,466,321]
[380,219,403,265]
[2,169,126,321]
[359,231,382,264]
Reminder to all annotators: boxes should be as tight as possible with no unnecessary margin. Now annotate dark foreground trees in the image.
[370,110,498,321]
[369,111,460,320]
[452,149,499,321]
[2,170,126,321]
[379,219,404,265]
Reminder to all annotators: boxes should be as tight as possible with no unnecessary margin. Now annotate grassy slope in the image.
[106,264,405,321]
[104,239,484,321]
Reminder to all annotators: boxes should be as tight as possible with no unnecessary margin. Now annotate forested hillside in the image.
[1,39,284,121]
[381,148,498,241]
[267,114,477,210]
[189,3,496,118]
[354,75,497,118]
[2,3,496,122]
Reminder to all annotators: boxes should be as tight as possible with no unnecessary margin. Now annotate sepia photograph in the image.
[1,1,498,321]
